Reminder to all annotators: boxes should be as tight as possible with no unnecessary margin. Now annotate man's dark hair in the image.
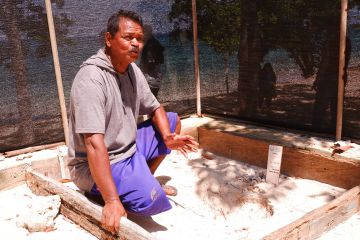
[107,9,143,37]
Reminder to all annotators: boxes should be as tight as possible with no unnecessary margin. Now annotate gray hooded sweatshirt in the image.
[68,48,160,192]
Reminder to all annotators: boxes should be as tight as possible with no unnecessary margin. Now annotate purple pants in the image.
[91,112,178,216]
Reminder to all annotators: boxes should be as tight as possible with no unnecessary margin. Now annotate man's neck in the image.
[105,49,128,74]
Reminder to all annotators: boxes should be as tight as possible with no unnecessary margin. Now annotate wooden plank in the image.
[0,163,30,190]
[201,116,360,161]
[0,157,61,191]
[26,169,156,240]
[198,127,360,189]
[4,142,65,157]
[180,116,214,142]
[264,185,360,240]
[31,157,61,180]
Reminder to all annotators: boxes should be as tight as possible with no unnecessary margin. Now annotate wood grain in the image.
[264,185,360,240]
[0,163,29,190]
[0,157,60,191]
[26,169,156,240]
[199,127,360,189]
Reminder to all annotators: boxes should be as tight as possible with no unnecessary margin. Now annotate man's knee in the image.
[165,112,180,134]
[127,184,171,216]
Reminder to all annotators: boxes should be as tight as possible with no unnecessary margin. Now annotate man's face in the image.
[106,17,144,66]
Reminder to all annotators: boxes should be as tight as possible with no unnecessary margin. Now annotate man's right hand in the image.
[84,133,127,234]
[102,198,127,234]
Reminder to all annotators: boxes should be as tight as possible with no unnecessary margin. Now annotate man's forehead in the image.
[119,17,143,33]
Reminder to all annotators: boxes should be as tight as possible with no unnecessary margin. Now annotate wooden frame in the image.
[198,127,360,189]
[264,185,360,239]
[1,116,359,239]
[26,169,155,240]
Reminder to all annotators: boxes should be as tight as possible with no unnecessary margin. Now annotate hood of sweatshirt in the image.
[80,48,117,74]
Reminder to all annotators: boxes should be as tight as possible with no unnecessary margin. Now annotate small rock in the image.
[247,186,254,191]
[258,172,266,179]
[210,183,220,194]
[250,180,258,186]
[16,155,26,161]
[202,163,209,167]
[16,195,61,232]
[57,146,68,157]
[254,176,262,183]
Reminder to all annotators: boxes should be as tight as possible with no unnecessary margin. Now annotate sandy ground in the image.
[0,148,58,170]
[0,147,359,239]
[128,150,357,240]
[0,184,97,240]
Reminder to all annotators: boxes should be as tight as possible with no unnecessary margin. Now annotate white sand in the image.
[0,149,358,240]
[0,184,97,240]
[129,150,350,240]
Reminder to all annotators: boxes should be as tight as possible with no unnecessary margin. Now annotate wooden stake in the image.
[192,0,202,117]
[45,0,69,146]
[336,0,348,141]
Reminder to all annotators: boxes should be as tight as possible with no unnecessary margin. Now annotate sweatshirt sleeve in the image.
[71,67,106,134]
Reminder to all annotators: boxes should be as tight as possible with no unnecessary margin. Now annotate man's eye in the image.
[122,36,132,41]
[137,37,144,43]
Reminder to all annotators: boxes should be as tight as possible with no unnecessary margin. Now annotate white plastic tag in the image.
[266,145,283,185]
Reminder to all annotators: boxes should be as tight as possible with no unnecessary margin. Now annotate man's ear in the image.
[105,32,112,48]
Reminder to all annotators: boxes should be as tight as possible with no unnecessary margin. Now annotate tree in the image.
[169,0,267,114]
[0,0,72,148]
[169,0,360,116]
[169,0,241,94]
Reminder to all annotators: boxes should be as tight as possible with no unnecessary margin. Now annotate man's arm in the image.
[84,133,126,234]
[151,105,198,156]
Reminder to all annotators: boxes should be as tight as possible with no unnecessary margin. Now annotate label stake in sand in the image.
[266,145,283,185]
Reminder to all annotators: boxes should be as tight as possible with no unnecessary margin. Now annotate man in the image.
[67,9,198,234]
[258,63,277,108]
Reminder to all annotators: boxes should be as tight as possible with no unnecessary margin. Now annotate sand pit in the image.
[0,184,97,240]
[129,150,348,240]
[0,147,358,240]
[318,212,360,240]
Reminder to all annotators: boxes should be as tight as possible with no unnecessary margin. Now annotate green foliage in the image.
[169,0,360,77]
[197,0,241,55]
[169,0,241,55]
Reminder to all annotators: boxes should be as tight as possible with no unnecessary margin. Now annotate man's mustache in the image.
[129,47,139,53]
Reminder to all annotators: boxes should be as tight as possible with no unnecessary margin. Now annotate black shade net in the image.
[1,0,360,152]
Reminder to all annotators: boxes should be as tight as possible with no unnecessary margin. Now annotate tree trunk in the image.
[237,0,263,116]
[3,1,35,145]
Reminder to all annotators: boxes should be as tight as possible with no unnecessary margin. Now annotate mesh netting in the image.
[0,1,63,152]
[195,1,360,141]
[0,1,196,152]
[1,1,359,152]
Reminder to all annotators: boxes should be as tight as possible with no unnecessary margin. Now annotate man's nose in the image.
[131,38,140,46]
